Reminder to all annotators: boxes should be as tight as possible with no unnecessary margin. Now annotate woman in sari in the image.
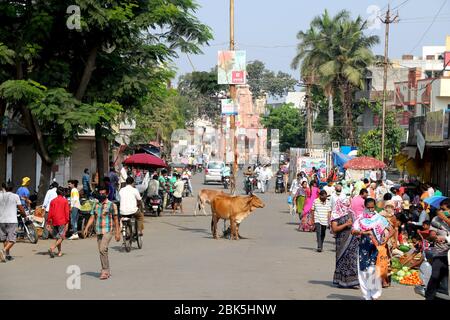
[352,198,394,300]
[331,198,359,288]
[295,181,308,227]
[301,181,319,232]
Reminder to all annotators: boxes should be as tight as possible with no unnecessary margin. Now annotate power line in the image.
[409,0,448,54]
[392,0,412,10]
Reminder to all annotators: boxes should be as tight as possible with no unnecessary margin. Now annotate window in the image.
[208,162,224,169]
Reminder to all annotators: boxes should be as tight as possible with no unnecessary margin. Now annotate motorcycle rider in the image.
[221,164,231,185]
[181,168,193,195]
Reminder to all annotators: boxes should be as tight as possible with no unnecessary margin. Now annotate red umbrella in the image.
[123,153,167,168]
[343,156,386,170]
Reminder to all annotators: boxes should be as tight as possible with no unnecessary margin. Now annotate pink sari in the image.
[300,186,319,232]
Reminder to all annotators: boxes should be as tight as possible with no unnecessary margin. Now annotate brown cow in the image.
[210,194,265,240]
[194,189,228,216]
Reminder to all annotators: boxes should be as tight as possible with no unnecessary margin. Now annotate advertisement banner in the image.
[217,51,246,84]
[297,157,327,178]
[221,99,238,115]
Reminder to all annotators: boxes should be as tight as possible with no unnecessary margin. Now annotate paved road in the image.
[1,172,421,300]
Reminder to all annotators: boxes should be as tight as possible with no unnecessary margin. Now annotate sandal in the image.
[48,249,55,258]
[57,252,63,257]
[99,272,110,280]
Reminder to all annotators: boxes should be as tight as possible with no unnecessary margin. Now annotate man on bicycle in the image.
[83,187,120,280]
[119,177,144,236]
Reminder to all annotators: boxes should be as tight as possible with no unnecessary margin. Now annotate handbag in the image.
[287,195,292,204]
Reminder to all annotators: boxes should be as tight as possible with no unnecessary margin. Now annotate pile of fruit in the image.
[391,266,423,285]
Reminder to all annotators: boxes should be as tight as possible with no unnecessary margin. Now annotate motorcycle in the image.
[147,194,163,216]
[17,210,38,244]
[182,178,191,197]
[275,174,285,193]
[244,176,256,195]
[223,176,230,189]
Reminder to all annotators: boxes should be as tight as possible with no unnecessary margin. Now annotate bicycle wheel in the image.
[135,218,143,249]
[124,221,132,252]
[25,223,38,244]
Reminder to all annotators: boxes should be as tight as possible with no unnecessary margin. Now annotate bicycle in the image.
[120,214,142,252]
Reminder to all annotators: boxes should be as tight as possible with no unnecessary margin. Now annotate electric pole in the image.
[304,76,313,153]
[380,4,398,162]
[229,0,238,195]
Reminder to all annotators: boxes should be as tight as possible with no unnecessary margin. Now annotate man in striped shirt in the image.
[310,190,332,252]
[84,187,120,280]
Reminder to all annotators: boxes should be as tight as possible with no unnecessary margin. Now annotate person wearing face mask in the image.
[46,187,70,258]
[330,183,347,215]
[83,187,120,280]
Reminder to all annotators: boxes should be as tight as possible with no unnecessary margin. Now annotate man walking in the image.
[119,177,144,235]
[68,180,81,240]
[84,187,120,280]
[47,187,70,258]
[42,181,59,239]
[82,169,92,198]
[310,190,331,252]
[0,183,26,262]
[172,174,184,214]
[120,165,129,189]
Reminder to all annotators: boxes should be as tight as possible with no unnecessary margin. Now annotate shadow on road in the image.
[82,271,101,278]
[298,246,317,252]
[285,222,299,225]
[327,293,361,300]
[161,221,210,235]
[309,280,335,287]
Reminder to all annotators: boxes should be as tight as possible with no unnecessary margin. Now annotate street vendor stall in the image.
[343,156,386,181]
[123,153,168,193]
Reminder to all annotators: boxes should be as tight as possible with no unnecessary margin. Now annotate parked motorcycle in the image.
[275,173,285,193]
[17,210,38,244]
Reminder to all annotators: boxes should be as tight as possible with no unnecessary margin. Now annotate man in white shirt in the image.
[119,165,129,189]
[0,183,26,262]
[119,177,144,235]
[323,181,335,198]
[310,190,332,252]
[369,169,378,183]
[330,183,347,214]
[42,182,59,240]
[172,174,185,214]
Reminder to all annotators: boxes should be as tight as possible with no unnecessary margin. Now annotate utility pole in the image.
[304,76,313,153]
[229,0,238,195]
[380,4,398,162]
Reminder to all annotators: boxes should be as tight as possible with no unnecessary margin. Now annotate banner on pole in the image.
[221,99,238,115]
[217,51,246,84]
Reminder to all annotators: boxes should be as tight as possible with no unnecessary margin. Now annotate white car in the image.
[204,161,225,184]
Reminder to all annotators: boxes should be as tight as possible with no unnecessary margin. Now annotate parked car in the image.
[204,161,225,184]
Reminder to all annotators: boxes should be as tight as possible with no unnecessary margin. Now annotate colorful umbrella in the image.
[423,196,448,208]
[123,153,167,168]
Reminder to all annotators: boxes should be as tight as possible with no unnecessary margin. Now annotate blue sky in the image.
[173,0,450,82]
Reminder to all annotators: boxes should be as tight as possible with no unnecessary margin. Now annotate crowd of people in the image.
[289,167,450,300]
[0,160,197,280]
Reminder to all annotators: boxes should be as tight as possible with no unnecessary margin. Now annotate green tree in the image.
[358,100,403,161]
[0,0,212,197]
[292,10,379,145]
[247,60,298,101]
[261,103,305,151]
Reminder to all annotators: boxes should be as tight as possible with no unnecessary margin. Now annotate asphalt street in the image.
[0,172,421,300]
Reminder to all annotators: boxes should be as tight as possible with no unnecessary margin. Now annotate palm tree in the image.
[292,10,379,145]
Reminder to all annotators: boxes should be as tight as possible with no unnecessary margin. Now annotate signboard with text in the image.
[217,51,246,84]
[221,99,238,115]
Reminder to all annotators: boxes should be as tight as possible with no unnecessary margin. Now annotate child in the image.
[47,187,70,258]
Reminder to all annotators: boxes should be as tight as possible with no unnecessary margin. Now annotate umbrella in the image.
[423,196,448,208]
[343,156,386,170]
[123,153,167,168]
